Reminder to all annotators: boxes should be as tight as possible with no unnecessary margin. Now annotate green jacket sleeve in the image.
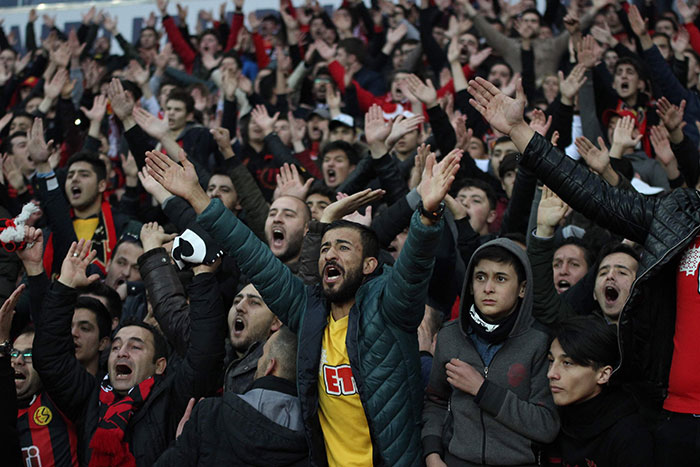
[381,210,444,331]
[196,199,307,333]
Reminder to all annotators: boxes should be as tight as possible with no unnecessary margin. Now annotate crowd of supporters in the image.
[0,0,699,464]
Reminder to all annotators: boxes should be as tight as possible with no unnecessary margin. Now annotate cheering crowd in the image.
[0,0,699,464]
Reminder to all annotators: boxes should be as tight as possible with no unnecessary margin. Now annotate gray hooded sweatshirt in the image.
[422,238,559,466]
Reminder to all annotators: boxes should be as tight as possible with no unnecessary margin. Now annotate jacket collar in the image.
[250,375,298,397]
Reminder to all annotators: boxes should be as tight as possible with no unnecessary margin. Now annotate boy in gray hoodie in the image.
[423,238,559,466]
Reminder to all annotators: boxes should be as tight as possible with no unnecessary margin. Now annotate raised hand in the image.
[656,97,686,133]
[28,117,53,166]
[676,0,697,24]
[80,94,108,123]
[649,125,678,168]
[320,188,385,223]
[469,47,492,70]
[127,59,150,86]
[468,77,527,136]
[403,74,438,108]
[612,115,642,149]
[364,104,392,156]
[250,104,279,137]
[274,163,314,200]
[176,3,189,22]
[575,135,610,175]
[576,35,598,69]
[133,107,168,140]
[558,63,587,105]
[628,5,648,38]
[248,12,261,31]
[409,143,430,190]
[590,22,616,47]
[120,152,139,180]
[103,14,118,34]
[157,0,169,16]
[16,226,44,276]
[334,193,373,226]
[528,109,552,136]
[418,148,462,215]
[314,39,337,61]
[210,127,234,158]
[140,222,177,252]
[0,284,25,342]
[137,166,173,203]
[386,23,408,45]
[672,27,690,57]
[221,67,239,100]
[386,114,424,149]
[145,150,209,212]
[58,240,101,289]
[535,186,569,237]
[107,78,135,121]
[44,69,68,100]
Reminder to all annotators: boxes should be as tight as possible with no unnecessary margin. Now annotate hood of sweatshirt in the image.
[459,237,535,339]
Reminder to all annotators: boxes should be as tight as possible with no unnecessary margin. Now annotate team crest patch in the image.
[33,406,52,426]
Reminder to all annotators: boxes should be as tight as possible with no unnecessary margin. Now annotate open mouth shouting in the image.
[70,185,82,200]
[604,284,620,306]
[232,316,246,338]
[555,280,571,294]
[114,362,133,381]
[325,168,337,186]
[323,262,344,285]
[271,227,286,249]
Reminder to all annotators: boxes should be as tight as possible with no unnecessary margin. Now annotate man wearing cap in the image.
[329,114,357,144]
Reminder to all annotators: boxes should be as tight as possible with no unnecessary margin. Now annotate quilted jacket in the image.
[197,199,443,466]
[520,132,700,406]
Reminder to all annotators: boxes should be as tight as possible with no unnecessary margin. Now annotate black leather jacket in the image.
[521,132,700,407]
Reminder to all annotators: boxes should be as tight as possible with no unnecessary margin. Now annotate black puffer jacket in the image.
[33,276,226,466]
[154,376,308,466]
[521,132,700,407]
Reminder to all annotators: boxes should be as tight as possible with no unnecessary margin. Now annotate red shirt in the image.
[665,234,700,413]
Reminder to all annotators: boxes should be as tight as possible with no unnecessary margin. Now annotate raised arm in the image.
[381,149,461,330]
[145,150,308,333]
[467,77,654,244]
[32,241,101,422]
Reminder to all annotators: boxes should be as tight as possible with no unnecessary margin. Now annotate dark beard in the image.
[323,266,364,304]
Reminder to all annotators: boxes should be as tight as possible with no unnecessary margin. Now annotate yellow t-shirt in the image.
[73,218,99,242]
[318,314,373,466]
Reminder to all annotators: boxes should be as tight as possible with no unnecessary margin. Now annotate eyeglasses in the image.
[10,349,32,362]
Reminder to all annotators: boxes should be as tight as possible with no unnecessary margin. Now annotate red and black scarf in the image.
[88,375,155,467]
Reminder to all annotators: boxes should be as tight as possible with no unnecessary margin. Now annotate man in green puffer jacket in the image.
[144,146,462,466]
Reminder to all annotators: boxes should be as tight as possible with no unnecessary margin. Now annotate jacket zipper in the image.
[480,363,490,464]
[614,219,700,374]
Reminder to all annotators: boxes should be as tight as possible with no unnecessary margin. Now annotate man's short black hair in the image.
[452,178,498,211]
[471,245,526,284]
[1,131,27,154]
[320,140,360,166]
[120,79,143,103]
[80,282,123,323]
[338,38,366,64]
[325,220,379,260]
[555,237,594,269]
[117,318,168,361]
[655,16,678,32]
[498,153,518,181]
[199,28,223,46]
[67,151,107,182]
[307,181,336,201]
[554,315,619,369]
[613,56,645,80]
[166,88,195,114]
[113,236,143,258]
[520,8,542,22]
[75,296,112,340]
[596,242,640,270]
[267,326,297,383]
